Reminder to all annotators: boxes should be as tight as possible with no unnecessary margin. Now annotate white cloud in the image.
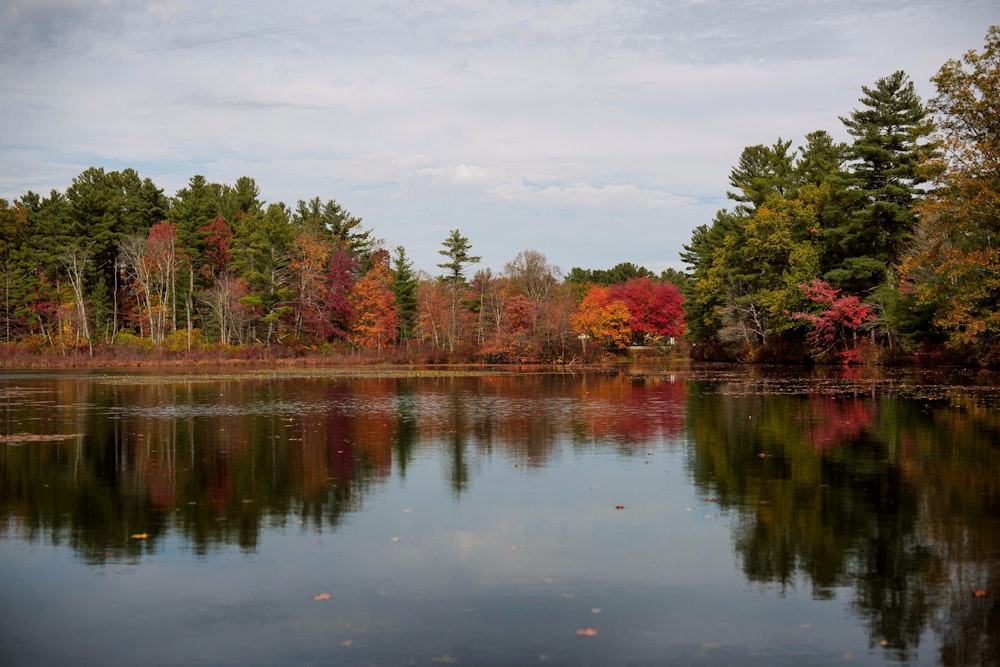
[1,0,996,274]
[492,181,695,210]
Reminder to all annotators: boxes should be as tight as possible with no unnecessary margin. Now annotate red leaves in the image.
[198,215,233,277]
[793,279,876,363]
[608,277,686,340]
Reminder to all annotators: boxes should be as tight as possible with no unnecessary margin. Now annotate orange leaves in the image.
[312,593,332,600]
[571,285,632,350]
[350,251,398,350]
[576,627,599,637]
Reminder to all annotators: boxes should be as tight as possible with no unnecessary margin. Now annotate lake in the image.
[1,366,998,666]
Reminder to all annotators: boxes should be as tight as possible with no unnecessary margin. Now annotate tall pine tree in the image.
[827,71,938,294]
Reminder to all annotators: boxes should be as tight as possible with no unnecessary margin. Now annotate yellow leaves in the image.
[130,533,149,539]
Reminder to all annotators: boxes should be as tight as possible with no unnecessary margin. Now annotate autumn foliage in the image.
[794,279,876,364]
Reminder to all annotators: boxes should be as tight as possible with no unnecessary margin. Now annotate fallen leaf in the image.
[974,590,988,598]
[431,655,456,664]
[131,533,148,539]
[576,628,598,637]
[591,608,602,614]
[312,593,332,600]
[615,505,625,510]
[341,639,353,647]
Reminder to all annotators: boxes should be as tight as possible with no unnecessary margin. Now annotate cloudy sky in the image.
[1,1,995,277]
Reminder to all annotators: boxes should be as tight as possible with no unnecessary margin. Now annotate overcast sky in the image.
[1,1,995,277]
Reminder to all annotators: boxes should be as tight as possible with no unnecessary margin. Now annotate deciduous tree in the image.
[350,249,397,351]
[794,279,877,364]
[901,26,1000,361]
[571,285,632,350]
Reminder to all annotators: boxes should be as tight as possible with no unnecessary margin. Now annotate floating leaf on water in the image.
[615,505,625,510]
[591,608,602,614]
[974,590,988,598]
[341,639,353,647]
[312,593,332,600]
[431,655,456,664]
[0,432,82,444]
[131,533,148,539]
[576,628,598,637]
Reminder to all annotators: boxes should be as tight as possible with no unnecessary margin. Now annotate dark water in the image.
[1,367,998,666]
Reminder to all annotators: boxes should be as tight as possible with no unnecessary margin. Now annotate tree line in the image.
[682,26,1000,366]
[0,172,685,363]
[1,27,996,366]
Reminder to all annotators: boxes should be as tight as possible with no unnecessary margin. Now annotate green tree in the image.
[827,71,938,294]
[390,245,419,343]
[437,229,480,353]
[727,138,797,211]
[0,198,28,343]
[230,203,295,345]
[294,197,373,267]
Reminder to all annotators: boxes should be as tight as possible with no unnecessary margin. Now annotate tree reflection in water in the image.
[1,368,998,665]
[685,375,1000,666]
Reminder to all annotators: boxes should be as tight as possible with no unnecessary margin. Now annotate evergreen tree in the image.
[827,71,938,293]
[230,202,295,345]
[437,229,480,285]
[294,197,373,267]
[727,139,796,211]
[390,245,419,342]
[437,229,480,352]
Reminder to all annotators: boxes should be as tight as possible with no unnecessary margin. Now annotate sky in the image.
[1,1,995,278]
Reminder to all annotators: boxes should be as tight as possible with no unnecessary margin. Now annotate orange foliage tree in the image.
[350,249,398,351]
[571,285,632,350]
[901,27,1000,361]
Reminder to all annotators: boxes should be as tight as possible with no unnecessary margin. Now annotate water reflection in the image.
[685,377,1000,666]
[1,369,998,665]
[1,373,686,561]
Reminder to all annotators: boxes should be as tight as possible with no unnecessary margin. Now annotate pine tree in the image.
[390,245,419,343]
[437,229,480,352]
[827,71,938,294]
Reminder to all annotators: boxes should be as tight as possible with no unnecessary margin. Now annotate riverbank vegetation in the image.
[1,28,997,368]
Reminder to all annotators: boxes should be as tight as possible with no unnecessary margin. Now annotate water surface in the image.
[1,367,998,666]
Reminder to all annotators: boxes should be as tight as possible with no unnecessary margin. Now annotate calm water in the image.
[1,367,998,666]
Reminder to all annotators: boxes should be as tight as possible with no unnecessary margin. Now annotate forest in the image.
[0,27,997,367]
